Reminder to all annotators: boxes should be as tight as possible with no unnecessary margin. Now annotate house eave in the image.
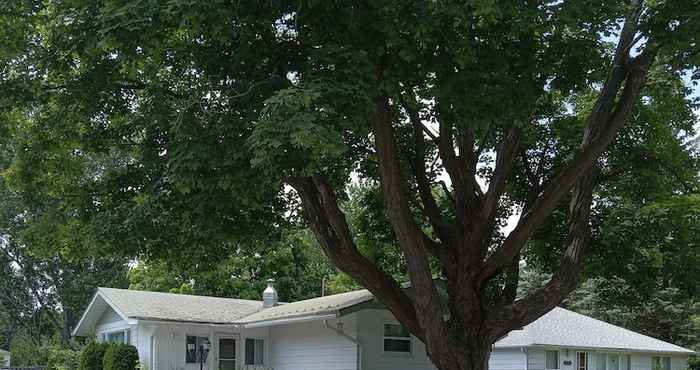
[505,344,695,355]
[240,313,339,328]
[71,288,134,337]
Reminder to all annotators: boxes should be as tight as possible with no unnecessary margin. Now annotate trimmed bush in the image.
[47,345,80,370]
[103,344,139,370]
[80,342,109,370]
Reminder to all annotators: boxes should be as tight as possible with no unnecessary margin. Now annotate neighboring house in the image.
[72,281,694,370]
[0,349,10,368]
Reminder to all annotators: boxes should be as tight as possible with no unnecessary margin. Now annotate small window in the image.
[107,331,125,344]
[546,350,560,370]
[652,357,671,370]
[577,352,588,370]
[383,323,411,353]
[624,355,631,370]
[245,338,265,365]
[186,336,210,363]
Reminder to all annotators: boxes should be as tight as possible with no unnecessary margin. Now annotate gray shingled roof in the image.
[495,307,694,354]
[238,289,374,324]
[80,288,693,354]
[99,287,264,324]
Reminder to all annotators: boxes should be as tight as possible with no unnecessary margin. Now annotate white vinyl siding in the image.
[489,349,528,370]
[269,316,358,370]
[528,349,689,370]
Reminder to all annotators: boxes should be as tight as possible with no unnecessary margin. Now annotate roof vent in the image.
[263,279,278,308]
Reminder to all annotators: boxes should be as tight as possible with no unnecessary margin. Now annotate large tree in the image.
[1,1,699,370]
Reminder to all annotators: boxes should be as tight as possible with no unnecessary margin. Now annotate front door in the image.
[218,337,237,370]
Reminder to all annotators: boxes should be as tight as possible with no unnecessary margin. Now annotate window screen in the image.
[245,338,265,365]
[107,331,125,344]
[383,323,411,353]
[546,350,559,369]
[186,336,209,363]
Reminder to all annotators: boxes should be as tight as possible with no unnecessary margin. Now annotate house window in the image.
[106,329,130,344]
[624,355,631,370]
[652,357,671,370]
[546,350,560,370]
[577,352,588,370]
[608,354,620,370]
[597,354,607,370]
[186,336,210,363]
[383,323,411,353]
[245,338,265,365]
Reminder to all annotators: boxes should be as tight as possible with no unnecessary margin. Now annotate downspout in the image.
[324,320,363,370]
[522,347,530,370]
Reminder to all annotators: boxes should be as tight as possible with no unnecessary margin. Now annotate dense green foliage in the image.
[103,344,139,370]
[47,345,81,370]
[0,1,698,369]
[80,342,109,370]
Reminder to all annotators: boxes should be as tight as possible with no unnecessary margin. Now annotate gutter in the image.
[324,320,363,370]
[242,313,339,328]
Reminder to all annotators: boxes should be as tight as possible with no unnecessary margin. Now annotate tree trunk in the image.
[428,341,492,370]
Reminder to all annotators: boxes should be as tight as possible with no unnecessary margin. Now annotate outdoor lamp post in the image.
[198,338,211,370]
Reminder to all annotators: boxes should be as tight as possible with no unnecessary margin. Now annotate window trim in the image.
[101,328,130,344]
[577,352,589,370]
[545,350,560,370]
[382,321,412,356]
[244,337,266,366]
[185,335,211,364]
[652,356,671,370]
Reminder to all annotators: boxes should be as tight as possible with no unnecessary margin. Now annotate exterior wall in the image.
[489,350,527,370]
[356,309,434,370]
[356,309,526,370]
[269,315,358,370]
[135,322,269,370]
[525,348,689,370]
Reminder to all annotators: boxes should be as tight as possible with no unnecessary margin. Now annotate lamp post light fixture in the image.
[198,338,211,370]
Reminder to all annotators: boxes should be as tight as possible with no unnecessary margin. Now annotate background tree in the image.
[1,1,699,370]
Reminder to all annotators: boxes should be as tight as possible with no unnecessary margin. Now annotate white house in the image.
[0,349,10,368]
[72,281,694,370]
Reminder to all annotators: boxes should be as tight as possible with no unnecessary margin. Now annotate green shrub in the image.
[9,335,49,366]
[103,344,139,370]
[80,342,109,370]
[47,345,80,370]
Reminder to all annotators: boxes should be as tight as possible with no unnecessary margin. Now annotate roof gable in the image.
[495,307,694,354]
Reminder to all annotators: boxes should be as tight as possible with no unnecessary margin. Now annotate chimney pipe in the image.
[263,279,278,308]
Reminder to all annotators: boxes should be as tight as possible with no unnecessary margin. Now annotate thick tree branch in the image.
[287,176,424,339]
[373,91,451,352]
[481,128,522,223]
[488,166,596,338]
[478,4,654,284]
[399,93,452,240]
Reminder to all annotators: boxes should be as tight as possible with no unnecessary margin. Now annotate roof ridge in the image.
[98,286,263,304]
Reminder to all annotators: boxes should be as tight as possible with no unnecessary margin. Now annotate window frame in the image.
[244,337,265,366]
[185,335,211,364]
[577,352,589,370]
[545,350,560,370]
[101,328,130,344]
[381,322,412,356]
[652,356,671,370]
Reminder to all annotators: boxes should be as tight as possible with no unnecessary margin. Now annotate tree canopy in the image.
[1,1,699,370]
